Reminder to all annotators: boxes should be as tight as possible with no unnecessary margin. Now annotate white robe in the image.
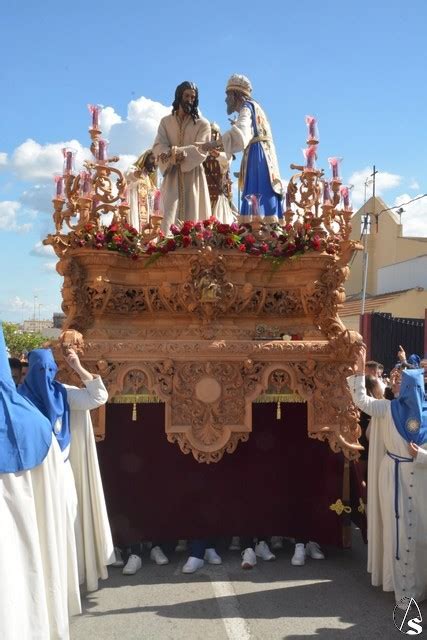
[211,152,235,224]
[66,376,114,593]
[348,375,427,604]
[0,439,70,640]
[152,113,211,230]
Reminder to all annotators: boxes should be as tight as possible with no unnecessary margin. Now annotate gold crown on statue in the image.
[226,74,252,97]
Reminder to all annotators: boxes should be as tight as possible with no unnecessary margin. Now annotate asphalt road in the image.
[71,531,426,639]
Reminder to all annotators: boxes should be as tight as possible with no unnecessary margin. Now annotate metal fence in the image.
[370,312,424,374]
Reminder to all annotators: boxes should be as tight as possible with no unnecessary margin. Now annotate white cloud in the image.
[347,167,402,208]
[21,183,53,215]
[0,201,32,232]
[0,152,7,167]
[42,261,57,272]
[5,296,33,311]
[30,241,55,257]
[108,96,169,156]
[100,106,123,136]
[11,138,92,182]
[114,153,138,174]
[409,179,420,190]
[394,193,427,237]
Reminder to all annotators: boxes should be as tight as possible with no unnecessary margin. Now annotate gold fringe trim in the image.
[254,393,305,404]
[110,394,162,404]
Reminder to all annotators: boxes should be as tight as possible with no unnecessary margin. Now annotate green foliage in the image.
[2,322,47,358]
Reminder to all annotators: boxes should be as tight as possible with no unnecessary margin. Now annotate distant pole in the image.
[371,165,379,231]
[361,216,369,315]
[33,295,38,331]
[361,177,372,315]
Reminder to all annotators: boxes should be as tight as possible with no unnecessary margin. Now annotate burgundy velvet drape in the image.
[97,402,348,547]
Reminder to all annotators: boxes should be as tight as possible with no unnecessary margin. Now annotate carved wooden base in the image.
[55,247,363,463]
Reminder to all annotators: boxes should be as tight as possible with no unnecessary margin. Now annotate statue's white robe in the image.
[0,439,70,640]
[153,113,211,230]
[65,377,114,593]
[348,375,427,604]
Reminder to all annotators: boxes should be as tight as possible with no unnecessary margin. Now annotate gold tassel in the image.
[132,402,137,421]
[276,400,281,420]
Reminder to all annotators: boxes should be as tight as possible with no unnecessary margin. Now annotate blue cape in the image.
[18,349,71,452]
[391,368,427,445]
[0,324,52,472]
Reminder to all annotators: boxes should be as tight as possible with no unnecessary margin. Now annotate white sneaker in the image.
[306,541,325,560]
[255,540,276,561]
[111,547,124,568]
[270,536,283,550]
[229,536,241,551]
[175,539,187,552]
[182,556,204,573]
[291,543,306,566]
[204,548,222,564]
[123,554,142,575]
[150,545,169,565]
[241,547,257,569]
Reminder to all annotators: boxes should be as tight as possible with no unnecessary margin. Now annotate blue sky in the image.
[1,0,426,322]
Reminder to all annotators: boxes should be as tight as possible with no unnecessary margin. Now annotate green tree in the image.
[2,322,47,358]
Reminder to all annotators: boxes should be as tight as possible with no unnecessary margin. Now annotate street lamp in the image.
[396,207,404,225]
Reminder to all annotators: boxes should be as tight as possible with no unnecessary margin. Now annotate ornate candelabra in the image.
[284,115,353,246]
[49,105,128,237]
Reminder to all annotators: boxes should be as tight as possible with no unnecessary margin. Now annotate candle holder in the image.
[77,196,93,228]
[118,202,131,225]
[52,197,65,233]
[150,213,164,234]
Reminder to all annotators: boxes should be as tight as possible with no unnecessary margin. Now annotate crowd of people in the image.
[348,344,427,609]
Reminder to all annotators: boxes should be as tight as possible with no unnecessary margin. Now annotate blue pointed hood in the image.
[391,368,427,445]
[18,348,71,451]
[0,324,52,472]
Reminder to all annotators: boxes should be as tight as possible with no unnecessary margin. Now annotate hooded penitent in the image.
[0,324,52,472]
[391,367,427,446]
[19,348,71,452]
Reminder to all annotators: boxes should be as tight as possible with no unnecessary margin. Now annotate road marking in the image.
[209,566,251,640]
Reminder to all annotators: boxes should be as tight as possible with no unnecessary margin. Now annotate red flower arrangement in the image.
[70,216,340,262]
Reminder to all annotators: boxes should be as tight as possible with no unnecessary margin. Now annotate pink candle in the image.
[97,139,108,162]
[62,148,75,175]
[340,186,351,209]
[323,180,331,203]
[80,171,92,196]
[153,189,162,213]
[328,157,342,180]
[305,115,317,140]
[250,194,260,216]
[303,145,317,169]
[54,175,64,198]
[88,104,102,130]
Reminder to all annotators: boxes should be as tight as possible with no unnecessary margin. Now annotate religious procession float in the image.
[45,104,366,548]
